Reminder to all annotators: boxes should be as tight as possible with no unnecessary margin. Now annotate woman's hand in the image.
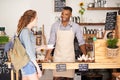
[32,60,42,78]
[36,66,42,78]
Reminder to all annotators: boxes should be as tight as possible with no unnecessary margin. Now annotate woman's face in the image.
[32,16,38,26]
[31,15,38,28]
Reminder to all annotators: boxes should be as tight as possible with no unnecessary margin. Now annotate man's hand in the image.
[80,44,87,55]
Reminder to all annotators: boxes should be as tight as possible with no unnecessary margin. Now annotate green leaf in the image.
[107,38,118,48]
[0,36,9,44]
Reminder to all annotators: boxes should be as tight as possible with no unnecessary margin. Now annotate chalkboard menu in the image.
[79,64,88,71]
[105,12,117,30]
[56,64,66,72]
[54,0,66,12]
[0,45,10,80]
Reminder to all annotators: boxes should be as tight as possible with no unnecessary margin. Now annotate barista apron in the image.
[53,26,75,78]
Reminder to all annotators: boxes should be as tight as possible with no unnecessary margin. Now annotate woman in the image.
[17,10,42,80]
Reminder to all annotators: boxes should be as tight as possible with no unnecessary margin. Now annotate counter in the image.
[6,39,120,80]
[41,62,120,69]
[40,39,120,69]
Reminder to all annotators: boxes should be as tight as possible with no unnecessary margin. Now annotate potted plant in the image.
[0,36,9,45]
[106,38,119,57]
[79,2,85,22]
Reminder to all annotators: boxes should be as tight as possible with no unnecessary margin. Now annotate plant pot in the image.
[0,44,5,48]
[106,47,119,57]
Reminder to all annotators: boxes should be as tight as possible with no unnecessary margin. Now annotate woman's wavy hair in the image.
[17,10,36,34]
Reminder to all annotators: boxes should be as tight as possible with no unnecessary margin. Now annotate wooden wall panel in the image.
[95,39,120,63]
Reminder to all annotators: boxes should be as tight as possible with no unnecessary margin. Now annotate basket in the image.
[106,47,119,57]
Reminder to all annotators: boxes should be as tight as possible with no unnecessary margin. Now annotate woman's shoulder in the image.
[21,28,29,32]
[20,28,30,37]
[21,28,30,34]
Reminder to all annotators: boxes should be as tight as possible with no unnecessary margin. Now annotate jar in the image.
[96,28,103,39]
[36,35,41,46]
[0,27,6,36]
[32,26,37,35]
[36,27,42,45]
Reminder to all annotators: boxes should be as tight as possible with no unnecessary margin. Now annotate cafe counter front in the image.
[41,39,120,69]
[5,39,120,80]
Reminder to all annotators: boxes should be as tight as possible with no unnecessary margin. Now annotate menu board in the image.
[54,0,66,12]
[56,64,66,72]
[105,12,117,30]
[79,64,88,71]
[0,45,10,80]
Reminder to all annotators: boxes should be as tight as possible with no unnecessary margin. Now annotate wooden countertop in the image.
[41,62,120,69]
[40,39,120,69]
[6,39,120,70]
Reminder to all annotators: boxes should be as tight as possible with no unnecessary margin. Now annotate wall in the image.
[0,0,119,41]
[0,0,31,37]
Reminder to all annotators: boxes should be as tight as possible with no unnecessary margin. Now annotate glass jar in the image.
[0,27,6,36]
[36,27,42,46]
[36,35,42,46]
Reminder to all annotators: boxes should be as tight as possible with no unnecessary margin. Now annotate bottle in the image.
[90,29,94,34]
[40,25,47,56]
[36,27,42,46]
[83,27,87,34]
[32,26,37,35]
[97,0,101,7]
[87,29,91,34]
[96,29,99,39]
[93,29,97,35]
[94,0,98,7]
[96,28,103,39]
[104,0,107,7]
[99,29,103,39]
[36,25,47,45]
[41,25,46,45]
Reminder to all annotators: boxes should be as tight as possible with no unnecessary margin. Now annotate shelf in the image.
[78,23,105,26]
[87,7,120,10]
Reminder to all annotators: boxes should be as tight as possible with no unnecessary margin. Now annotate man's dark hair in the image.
[63,6,72,12]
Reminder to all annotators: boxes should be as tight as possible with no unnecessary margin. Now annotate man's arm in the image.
[45,23,57,61]
[45,49,53,61]
[74,24,86,55]
[80,44,87,55]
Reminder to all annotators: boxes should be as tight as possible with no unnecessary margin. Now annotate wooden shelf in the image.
[78,23,105,26]
[87,7,120,10]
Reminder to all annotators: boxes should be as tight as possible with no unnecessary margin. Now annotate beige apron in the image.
[53,27,75,78]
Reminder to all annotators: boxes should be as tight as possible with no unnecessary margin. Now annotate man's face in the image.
[61,9,72,22]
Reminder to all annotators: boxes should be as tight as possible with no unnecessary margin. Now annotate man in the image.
[45,6,86,80]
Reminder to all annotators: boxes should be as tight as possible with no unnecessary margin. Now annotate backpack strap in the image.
[16,28,23,37]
